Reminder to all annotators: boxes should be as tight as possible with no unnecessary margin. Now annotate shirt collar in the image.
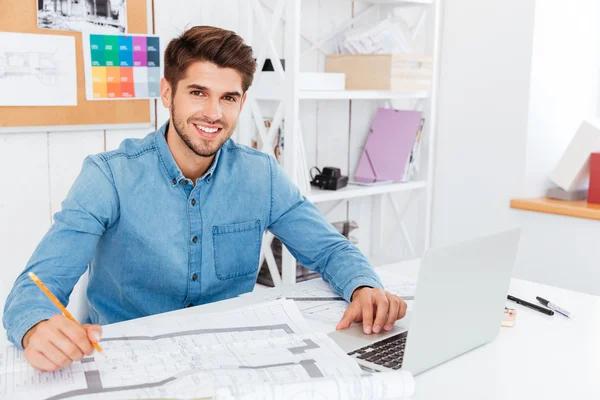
[154,121,223,187]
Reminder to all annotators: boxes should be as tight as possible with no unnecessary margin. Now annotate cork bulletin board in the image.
[0,0,152,128]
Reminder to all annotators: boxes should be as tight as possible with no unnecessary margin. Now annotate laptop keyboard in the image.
[348,333,407,370]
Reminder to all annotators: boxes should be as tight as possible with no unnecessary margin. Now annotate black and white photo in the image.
[37,0,127,34]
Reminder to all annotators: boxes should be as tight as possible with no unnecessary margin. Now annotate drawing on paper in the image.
[0,33,77,106]
[0,51,61,86]
[0,300,361,400]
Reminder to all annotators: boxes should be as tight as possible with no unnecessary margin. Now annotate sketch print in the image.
[0,32,77,106]
[0,51,61,86]
[37,0,127,34]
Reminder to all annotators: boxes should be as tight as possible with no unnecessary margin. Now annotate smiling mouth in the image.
[193,123,223,139]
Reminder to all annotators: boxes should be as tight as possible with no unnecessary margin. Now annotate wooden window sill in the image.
[510,197,600,221]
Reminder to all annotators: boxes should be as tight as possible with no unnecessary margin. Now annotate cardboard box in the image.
[325,53,433,91]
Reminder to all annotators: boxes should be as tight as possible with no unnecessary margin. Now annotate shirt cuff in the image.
[342,275,384,303]
[7,309,58,350]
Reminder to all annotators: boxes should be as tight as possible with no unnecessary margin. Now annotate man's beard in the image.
[171,103,231,158]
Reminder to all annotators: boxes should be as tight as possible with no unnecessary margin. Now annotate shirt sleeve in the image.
[266,157,383,302]
[2,155,120,349]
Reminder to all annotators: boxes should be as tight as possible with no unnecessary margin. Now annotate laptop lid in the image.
[401,228,521,375]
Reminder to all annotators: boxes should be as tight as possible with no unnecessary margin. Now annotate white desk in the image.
[3,260,598,399]
[378,260,600,400]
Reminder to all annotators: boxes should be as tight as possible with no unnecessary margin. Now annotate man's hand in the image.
[22,315,102,372]
[336,287,407,334]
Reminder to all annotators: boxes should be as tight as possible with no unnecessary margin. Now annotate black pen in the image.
[536,296,572,318]
[507,295,554,316]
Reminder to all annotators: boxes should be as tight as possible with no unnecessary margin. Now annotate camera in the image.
[310,167,348,191]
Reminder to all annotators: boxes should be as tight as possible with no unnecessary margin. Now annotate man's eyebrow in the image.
[186,84,241,98]
[222,91,242,98]
[186,84,209,91]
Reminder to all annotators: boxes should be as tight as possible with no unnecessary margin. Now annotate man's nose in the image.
[203,98,223,122]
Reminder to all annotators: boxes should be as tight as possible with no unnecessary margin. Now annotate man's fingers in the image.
[372,290,389,333]
[25,347,61,372]
[59,319,94,356]
[85,324,103,344]
[336,303,359,330]
[38,340,73,368]
[398,297,408,319]
[361,293,374,334]
[42,321,84,363]
[384,293,400,331]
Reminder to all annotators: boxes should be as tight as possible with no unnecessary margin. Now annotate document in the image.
[0,299,415,400]
[215,370,415,400]
[0,33,77,106]
[242,271,417,332]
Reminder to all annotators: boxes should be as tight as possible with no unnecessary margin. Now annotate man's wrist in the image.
[351,286,372,301]
[21,320,45,349]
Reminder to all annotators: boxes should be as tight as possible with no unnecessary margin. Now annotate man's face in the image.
[160,61,247,157]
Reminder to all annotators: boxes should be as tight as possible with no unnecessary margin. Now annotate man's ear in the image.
[160,78,172,108]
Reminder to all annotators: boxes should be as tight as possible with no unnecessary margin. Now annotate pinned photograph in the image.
[37,0,127,34]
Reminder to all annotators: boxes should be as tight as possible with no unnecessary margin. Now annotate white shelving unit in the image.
[254,90,430,101]
[298,90,430,100]
[244,0,443,285]
[355,0,434,5]
[307,181,427,204]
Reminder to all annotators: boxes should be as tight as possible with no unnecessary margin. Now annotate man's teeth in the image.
[195,124,219,134]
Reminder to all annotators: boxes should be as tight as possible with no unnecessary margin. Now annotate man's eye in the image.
[224,96,236,102]
[191,91,204,97]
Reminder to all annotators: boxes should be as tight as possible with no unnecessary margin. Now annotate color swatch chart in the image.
[84,34,161,100]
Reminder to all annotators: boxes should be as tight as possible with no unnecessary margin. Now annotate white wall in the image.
[513,0,600,295]
[431,0,535,245]
[431,0,600,296]
[524,0,600,196]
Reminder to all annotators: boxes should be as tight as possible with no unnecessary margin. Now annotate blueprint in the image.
[0,299,415,400]
[242,270,417,333]
[216,370,416,400]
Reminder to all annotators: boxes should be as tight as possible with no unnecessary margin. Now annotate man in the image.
[3,26,407,372]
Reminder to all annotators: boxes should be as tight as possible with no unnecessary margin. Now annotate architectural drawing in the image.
[0,51,61,86]
[0,32,76,106]
[240,271,417,330]
[0,300,380,400]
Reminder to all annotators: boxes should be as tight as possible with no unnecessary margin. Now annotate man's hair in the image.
[164,26,256,94]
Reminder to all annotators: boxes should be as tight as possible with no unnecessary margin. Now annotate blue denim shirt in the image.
[3,122,383,348]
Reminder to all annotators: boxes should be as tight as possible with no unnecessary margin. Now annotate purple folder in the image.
[354,108,423,183]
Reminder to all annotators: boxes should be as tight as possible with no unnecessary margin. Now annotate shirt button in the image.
[187,304,193,308]
[192,236,198,243]
[172,178,177,184]
[192,274,197,281]
[191,199,196,206]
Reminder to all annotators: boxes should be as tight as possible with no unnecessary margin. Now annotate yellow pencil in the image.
[28,272,103,353]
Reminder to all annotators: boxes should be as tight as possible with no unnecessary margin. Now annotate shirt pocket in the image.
[213,220,261,280]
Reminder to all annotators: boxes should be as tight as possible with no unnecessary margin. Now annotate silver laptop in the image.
[328,228,521,375]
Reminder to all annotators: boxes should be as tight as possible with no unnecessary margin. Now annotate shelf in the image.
[254,90,430,101]
[306,181,426,203]
[510,197,600,221]
[298,90,430,100]
[353,0,434,4]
